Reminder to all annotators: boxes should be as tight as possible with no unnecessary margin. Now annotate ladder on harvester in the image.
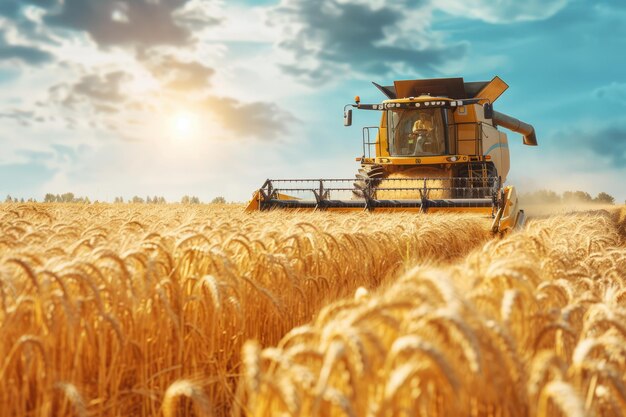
[467,163,489,197]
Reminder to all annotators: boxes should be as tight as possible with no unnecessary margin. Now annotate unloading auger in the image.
[246,76,537,234]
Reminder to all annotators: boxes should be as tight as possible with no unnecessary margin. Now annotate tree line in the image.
[520,190,617,205]
[5,193,228,204]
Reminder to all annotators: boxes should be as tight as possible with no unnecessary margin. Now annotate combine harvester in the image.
[246,77,537,233]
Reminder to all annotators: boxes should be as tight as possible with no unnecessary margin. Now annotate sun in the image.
[171,111,198,139]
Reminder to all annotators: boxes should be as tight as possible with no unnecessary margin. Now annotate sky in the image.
[0,0,625,203]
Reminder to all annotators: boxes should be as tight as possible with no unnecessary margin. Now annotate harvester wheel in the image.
[352,165,385,199]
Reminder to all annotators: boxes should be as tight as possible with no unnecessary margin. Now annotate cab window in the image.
[387,109,445,157]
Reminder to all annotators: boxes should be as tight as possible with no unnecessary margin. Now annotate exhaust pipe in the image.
[492,110,538,146]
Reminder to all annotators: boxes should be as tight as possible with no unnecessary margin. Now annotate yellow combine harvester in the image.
[246,76,537,233]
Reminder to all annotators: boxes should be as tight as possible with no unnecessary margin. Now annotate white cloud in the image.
[266,0,466,83]
[201,3,278,43]
[433,0,569,23]
[3,2,342,201]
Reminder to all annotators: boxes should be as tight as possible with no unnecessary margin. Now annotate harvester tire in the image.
[352,165,385,199]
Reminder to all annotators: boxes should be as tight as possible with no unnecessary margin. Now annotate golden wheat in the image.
[239,207,626,417]
[0,203,492,417]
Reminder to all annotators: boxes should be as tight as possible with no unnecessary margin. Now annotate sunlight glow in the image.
[171,111,198,139]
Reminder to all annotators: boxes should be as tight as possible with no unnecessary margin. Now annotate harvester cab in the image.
[246,76,537,234]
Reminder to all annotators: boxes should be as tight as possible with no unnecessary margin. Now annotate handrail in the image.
[362,127,379,159]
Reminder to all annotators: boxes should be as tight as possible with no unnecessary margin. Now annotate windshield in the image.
[387,109,446,156]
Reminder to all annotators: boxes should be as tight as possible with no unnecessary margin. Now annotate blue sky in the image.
[0,0,624,202]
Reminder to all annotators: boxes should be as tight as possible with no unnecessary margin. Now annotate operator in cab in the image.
[410,113,434,153]
[390,108,444,156]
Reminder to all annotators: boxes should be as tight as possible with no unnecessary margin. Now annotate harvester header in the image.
[246,76,537,234]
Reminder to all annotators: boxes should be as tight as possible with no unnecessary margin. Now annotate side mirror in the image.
[344,108,353,127]
[483,103,493,119]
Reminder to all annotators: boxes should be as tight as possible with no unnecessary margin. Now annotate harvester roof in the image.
[373,76,508,103]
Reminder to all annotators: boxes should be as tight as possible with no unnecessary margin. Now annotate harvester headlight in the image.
[447,156,459,162]
[415,103,421,107]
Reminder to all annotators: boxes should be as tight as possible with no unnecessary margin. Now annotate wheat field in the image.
[0,203,624,416]
[0,203,491,417]
[239,208,626,417]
